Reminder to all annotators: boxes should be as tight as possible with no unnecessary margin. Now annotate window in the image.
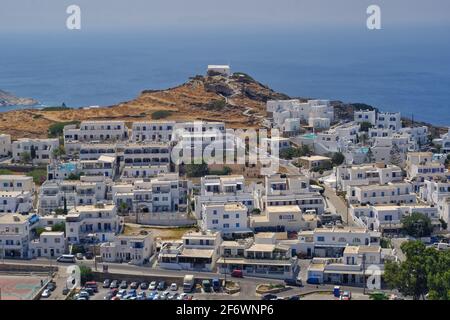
[317,236,325,242]
[223,214,229,219]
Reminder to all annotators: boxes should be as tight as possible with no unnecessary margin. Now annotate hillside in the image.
[0,73,289,139]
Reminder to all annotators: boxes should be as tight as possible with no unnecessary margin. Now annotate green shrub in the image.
[151,110,173,120]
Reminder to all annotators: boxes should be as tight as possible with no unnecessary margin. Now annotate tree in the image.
[63,196,68,215]
[30,146,36,160]
[365,147,375,163]
[52,146,66,159]
[402,212,432,238]
[51,222,65,232]
[331,152,345,166]
[35,226,46,236]
[79,265,94,284]
[20,152,31,164]
[390,143,403,167]
[360,121,373,132]
[384,241,450,300]
[185,163,209,177]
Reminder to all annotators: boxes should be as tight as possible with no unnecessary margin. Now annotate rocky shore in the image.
[0,89,38,107]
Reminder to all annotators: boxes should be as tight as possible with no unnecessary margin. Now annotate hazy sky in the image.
[1,0,449,33]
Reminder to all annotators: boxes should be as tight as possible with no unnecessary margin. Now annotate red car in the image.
[231,269,243,278]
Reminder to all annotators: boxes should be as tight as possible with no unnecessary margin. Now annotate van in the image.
[56,254,76,263]
[183,275,195,293]
[202,280,211,292]
[84,281,98,292]
[212,278,221,291]
[231,269,243,278]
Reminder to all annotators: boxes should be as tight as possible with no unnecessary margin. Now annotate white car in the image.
[41,289,51,298]
[149,281,157,290]
[177,293,188,300]
[170,283,178,291]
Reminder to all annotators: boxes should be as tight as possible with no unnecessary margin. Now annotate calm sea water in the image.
[0,27,449,125]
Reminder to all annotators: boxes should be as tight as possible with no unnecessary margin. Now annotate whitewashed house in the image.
[12,138,59,164]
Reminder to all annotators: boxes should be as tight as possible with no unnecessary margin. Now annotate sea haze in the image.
[0,26,449,125]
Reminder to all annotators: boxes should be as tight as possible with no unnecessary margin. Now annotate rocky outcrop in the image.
[0,90,38,107]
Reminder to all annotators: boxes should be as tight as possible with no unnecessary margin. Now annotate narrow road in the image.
[323,184,357,227]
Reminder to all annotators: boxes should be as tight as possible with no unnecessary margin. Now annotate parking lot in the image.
[73,279,231,301]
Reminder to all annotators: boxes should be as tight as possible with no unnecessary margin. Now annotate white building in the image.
[64,121,128,145]
[65,203,121,244]
[195,175,255,219]
[158,230,221,272]
[79,143,117,160]
[80,155,116,178]
[112,173,189,224]
[12,138,59,164]
[30,231,66,258]
[354,109,376,125]
[100,233,154,265]
[207,65,231,77]
[250,205,318,233]
[131,121,175,142]
[258,174,325,215]
[217,233,299,280]
[376,112,402,131]
[0,175,34,193]
[0,214,33,259]
[346,182,416,206]
[201,202,250,238]
[122,142,171,167]
[298,226,380,258]
[336,163,403,190]
[0,191,33,214]
[38,176,111,214]
[307,245,389,285]
[0,134,11,157]
[120,164,169,181]
[350,204,439,233]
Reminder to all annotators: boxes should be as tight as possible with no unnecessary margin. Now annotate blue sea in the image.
[1,27,449,125]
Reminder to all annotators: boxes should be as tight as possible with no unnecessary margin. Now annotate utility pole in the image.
[362,253,367,295]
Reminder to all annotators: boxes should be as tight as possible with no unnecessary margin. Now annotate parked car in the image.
[84,252,94,259]
[82,287,95,296]
[168,292,179,300]
[202,280,212,292]
[62,287,70,295]
[47,282,56,291]
[340,291,352,300]
[110,288,119,296]
[130,282,139,289]
[212,278,221,292]
[149,281,157,290]
[177,293,188,300]
[104,292,114,300]
[231,269,243,278]
[284,278,303,287]
[169,283,178,291]
[103,279,111,288]
[41,289,51,298]
[76,291,90,300]
[116,289,127,298]
[140,282,149,290]
[76,253,84,260]
[287,296,300,301]
[120,280,128,289]
[261,294,277,300]
[157,281,166,290]
[110,280,119,289]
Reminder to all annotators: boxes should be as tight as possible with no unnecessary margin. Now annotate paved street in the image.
[323,184,358,227]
